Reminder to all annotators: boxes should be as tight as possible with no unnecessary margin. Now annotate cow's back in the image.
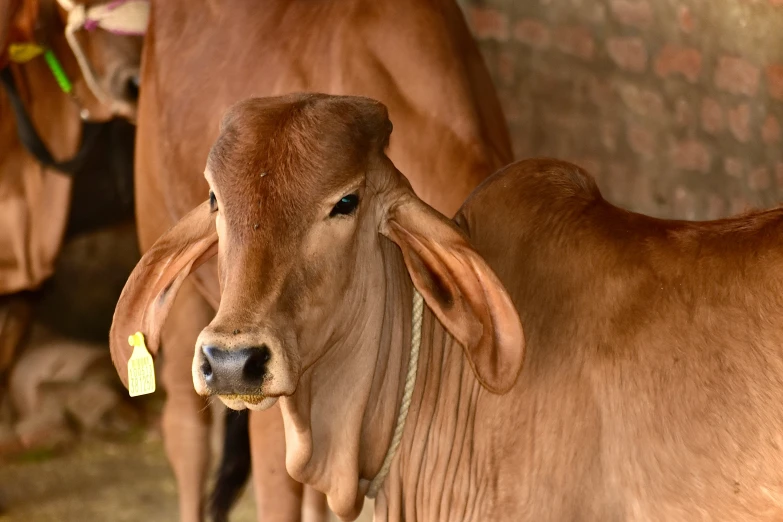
[135,0,511,255]
[456,158,783,520]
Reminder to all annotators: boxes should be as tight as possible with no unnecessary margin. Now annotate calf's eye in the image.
[330,194,359,217]
[209,191,218,213]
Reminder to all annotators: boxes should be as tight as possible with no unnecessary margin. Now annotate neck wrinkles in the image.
[281,233,481,520]
[377,289,485,521]
[356,236,418,493]
[278,234,419,519]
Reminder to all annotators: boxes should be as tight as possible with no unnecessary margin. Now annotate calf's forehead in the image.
[205,94,392,222]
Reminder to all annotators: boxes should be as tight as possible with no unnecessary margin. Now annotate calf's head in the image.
[110,93,523,413]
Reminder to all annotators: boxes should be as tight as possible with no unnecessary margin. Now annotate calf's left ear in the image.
[381,195,524,394]
[109,201,218,388]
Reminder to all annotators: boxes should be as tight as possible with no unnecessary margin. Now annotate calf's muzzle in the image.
[198,344,271,395]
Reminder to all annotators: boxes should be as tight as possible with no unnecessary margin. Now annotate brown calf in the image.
[114,93,783,521]
[133,1,511,520]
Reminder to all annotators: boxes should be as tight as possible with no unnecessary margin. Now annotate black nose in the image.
[200,345,271,394]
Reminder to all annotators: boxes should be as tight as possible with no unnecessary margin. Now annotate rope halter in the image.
[55,0,149,114]
[366,288,424,498]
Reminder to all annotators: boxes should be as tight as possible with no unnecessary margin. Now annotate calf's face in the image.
[194,94,399,409]
[108,93,525,414]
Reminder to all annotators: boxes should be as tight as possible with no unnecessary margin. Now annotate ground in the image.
[0,433,374,522]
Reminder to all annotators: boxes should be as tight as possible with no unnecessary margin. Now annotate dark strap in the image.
[0,66,103,175]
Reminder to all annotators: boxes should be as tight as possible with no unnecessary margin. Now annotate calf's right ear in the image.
[381,194,525,395]
[109,201,218,388]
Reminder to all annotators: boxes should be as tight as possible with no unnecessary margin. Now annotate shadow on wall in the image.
[459,0,783,220]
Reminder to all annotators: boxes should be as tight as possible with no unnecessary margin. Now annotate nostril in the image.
[201,359,213,381]
[201,345,216,382]
[243,345,271,383]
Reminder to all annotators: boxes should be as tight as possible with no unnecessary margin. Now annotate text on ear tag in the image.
[8,43,44,63]
[127,332,156,397]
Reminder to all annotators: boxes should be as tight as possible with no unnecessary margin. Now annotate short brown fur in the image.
[115,94,783,521]
[127,1,512,520]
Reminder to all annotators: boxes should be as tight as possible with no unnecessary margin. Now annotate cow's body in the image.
[134,1,511,520]
[111,91,783,520]
[378,158,783,521]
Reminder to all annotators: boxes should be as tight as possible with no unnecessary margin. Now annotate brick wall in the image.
[459,0,783,219]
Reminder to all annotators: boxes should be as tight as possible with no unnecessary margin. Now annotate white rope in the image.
[55,0,149,115]
[366,288,424,498]
[61,2,113,110]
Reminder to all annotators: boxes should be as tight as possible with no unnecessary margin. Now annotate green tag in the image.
[43,49,72,94]
[8,43,44,63]
[127,332,156,397]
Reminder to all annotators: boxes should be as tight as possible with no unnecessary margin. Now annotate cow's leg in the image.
[249,405,308,522]
[161,281,214,522]
[302,486,329,522]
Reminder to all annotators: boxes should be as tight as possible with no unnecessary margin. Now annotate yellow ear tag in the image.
[127,332,156,397]
[8,43,45,63]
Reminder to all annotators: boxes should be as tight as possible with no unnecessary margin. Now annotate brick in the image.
[678,6,695,33]
[513,18,551,49]
[762,115,781,144]
[672,140,711,172]
[589,77,615,107]
[554,26,595,60]
[609,0,653,28]
[728,103,751,142]
[714,56,760,96]
[701,98,724,134]
[627,123,656,157]
[467,7,509,41]
[618,84,664,117]
[724,157,744,178]
[606,37,648,72]
[675,98,693,127]
[767,65,783,100]
[748,166,772,190]
[673,186,697,220]
[654,45,702,83]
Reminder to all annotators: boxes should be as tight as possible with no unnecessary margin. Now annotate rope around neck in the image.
[55,0,149,114]
[366,288,424,498]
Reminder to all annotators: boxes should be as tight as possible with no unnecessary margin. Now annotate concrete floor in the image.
[0,434,373,522]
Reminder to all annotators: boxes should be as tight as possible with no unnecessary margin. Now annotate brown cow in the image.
[133,1,511,520]
[0,0,142,372]
[0,0,141,397]
[0,0,142,295]
[114,93,783,521]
